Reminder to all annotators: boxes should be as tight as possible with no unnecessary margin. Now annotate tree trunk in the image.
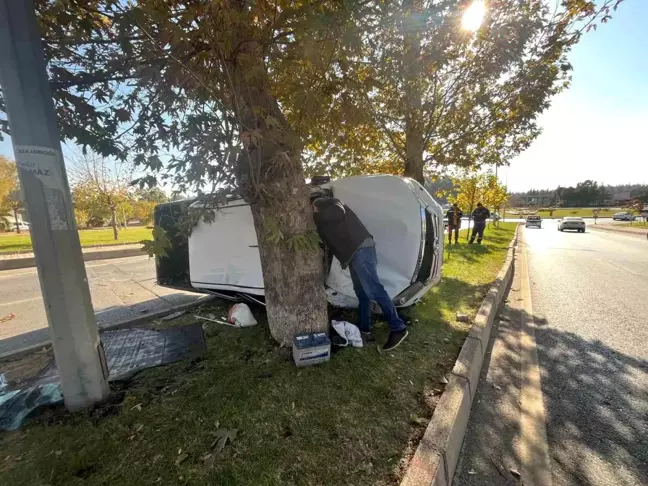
[13,208,20,234]
[110,206,119,240]
[402,0,425,185]
[231,40,329,346]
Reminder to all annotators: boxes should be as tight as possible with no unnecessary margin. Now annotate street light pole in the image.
[0,0,109,410]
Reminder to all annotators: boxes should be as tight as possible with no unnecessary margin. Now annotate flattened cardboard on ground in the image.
[0,324,206,431]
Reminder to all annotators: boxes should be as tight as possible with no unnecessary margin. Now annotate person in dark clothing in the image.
[470,202,490,244]
[312,197,408,351]
[446,203,463,244]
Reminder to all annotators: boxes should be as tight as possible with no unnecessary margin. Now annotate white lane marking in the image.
[519,232,553,486]
[0,296,42,306]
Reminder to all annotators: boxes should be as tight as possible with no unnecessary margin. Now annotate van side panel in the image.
[189,202,265,295]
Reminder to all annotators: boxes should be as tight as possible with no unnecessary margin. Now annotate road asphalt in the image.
[0,255,205,356]
[454,219,648,486]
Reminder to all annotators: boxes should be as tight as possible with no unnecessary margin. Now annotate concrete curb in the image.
[0,295,215,362]
[401,225,519,486]
[0,246,145,271]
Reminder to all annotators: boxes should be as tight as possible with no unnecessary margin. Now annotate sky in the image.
[498,0,648,192]
[1,1,647,193]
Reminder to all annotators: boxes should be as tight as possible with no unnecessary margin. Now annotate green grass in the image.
[0,224,516,486]
[511,208,621,219]
[0,227,153,253]
[616,221,648,228]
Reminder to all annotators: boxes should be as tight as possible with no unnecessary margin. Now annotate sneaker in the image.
[382,329,409,351]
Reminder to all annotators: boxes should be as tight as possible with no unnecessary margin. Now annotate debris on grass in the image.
[456,312,469,322]
[196,314,237,327]
[175,453,188,466]
[439,376,449,385]
[161,310,186,321]
[227,303,258,328]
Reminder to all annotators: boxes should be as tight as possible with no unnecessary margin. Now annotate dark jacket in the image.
[447,207,463,227]
[472,206,490,224]
[313,198,372,269]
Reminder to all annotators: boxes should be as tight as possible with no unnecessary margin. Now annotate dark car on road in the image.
[525,215,542,229]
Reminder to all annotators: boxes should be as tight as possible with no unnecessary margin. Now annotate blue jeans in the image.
[349,246,406,333]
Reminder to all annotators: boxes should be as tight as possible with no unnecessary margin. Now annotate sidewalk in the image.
[0,255,208,358]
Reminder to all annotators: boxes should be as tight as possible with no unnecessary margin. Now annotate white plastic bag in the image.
[331,320,363,348]
[228,303,258,328]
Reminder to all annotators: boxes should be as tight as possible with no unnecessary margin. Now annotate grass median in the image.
[0,223,516,486]
[510,208,620,219]
[616,221,647,228]
[0,227,153,253]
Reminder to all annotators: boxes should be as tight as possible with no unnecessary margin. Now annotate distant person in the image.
[312,197,408,351]
[446,203,463,244]
[470,202,491,244]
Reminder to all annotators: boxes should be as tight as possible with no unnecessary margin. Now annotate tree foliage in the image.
[304,0,624,183]
[0,156,24,232]
[557,180,607,207]
[70,154,132,237]
[439,169,506,235]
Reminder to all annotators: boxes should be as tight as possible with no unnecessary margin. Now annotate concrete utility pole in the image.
[0,0,109,409]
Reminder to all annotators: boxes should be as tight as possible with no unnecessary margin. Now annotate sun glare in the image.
[461,1,486,32]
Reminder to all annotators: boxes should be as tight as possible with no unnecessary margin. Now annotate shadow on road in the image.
[535,317,648,485]
[456,300,648,486]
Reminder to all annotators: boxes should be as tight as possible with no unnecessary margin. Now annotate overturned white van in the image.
[155,175,444,308]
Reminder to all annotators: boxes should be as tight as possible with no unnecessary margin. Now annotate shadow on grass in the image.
[455,304,648,486]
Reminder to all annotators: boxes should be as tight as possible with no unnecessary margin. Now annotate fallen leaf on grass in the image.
[354,461,373,473]
[130,403,142,412]
[439,376,449,384]
[409,414,428,426]
[210,428,238,453]
[510,468,521,478]
[468,469,477,475]
[134,423,144,433]
[175,453,188,466]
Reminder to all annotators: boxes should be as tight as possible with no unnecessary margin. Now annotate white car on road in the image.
[558,217,586,233]
[612,212,635,221]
